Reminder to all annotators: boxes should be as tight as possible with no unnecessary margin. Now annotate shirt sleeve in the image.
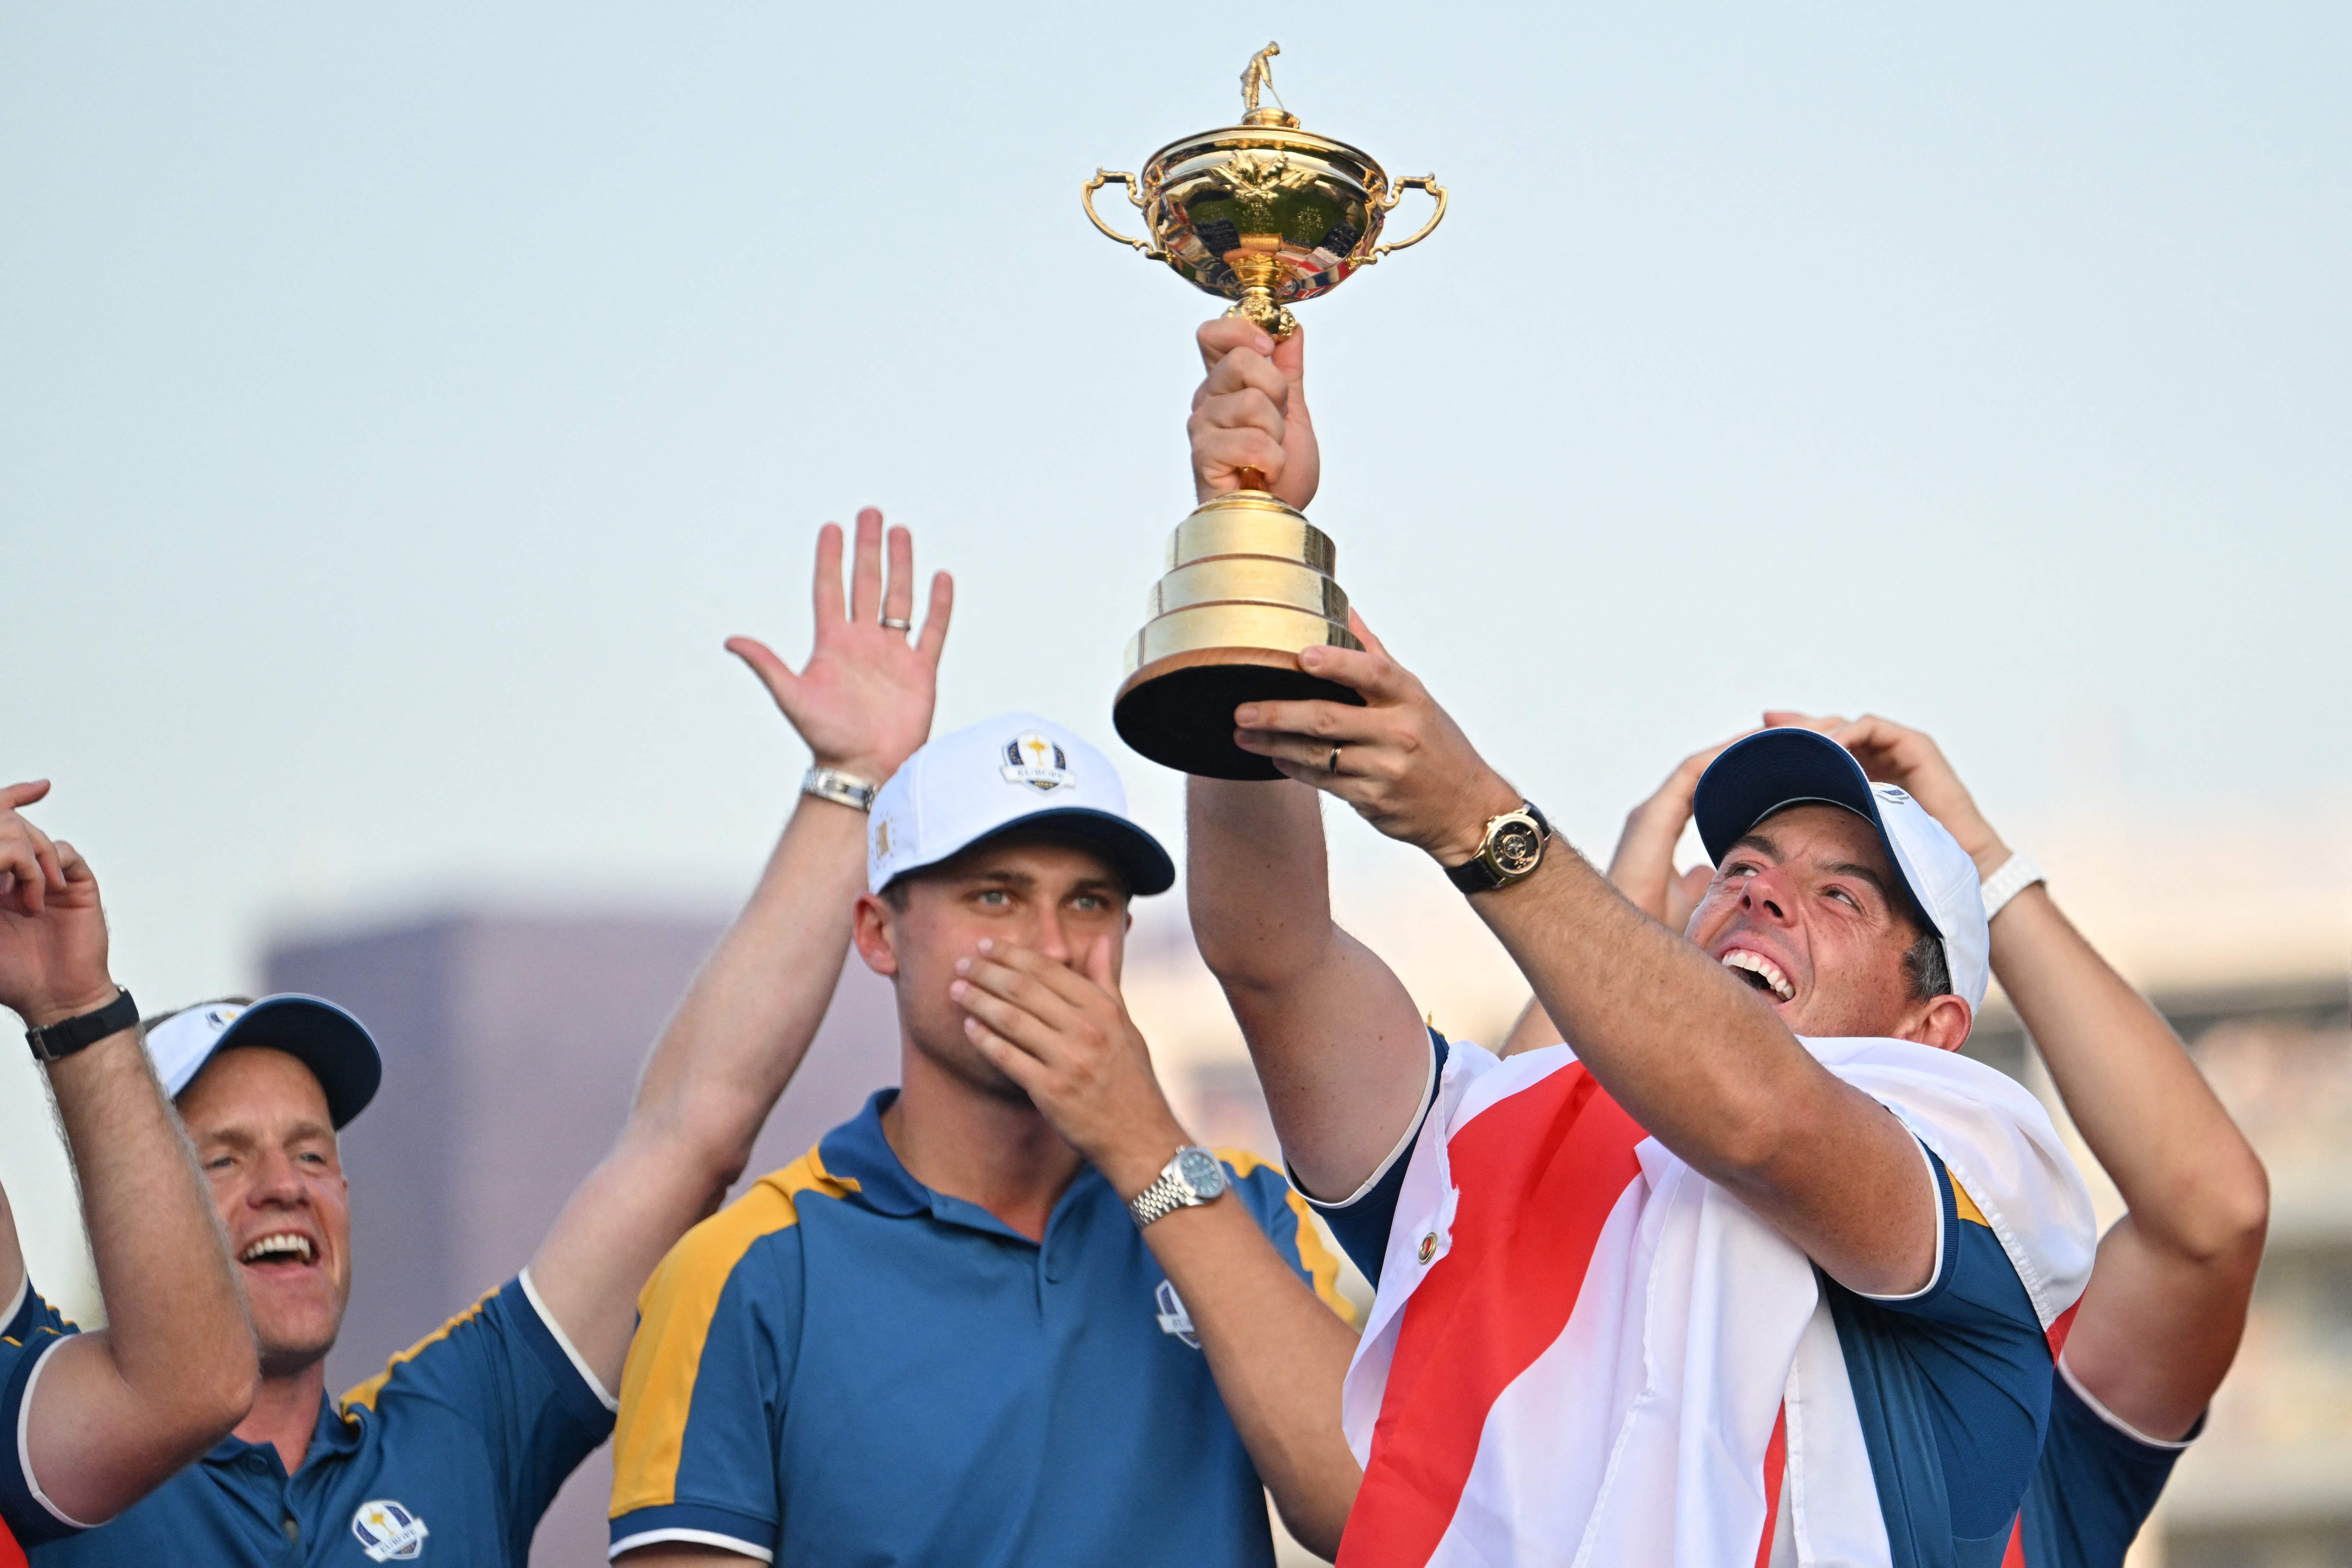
[609,1182,807,1563]
[338,1273,615,1562]
[1294,1029,1451,1289]
[1215,1154,1359,1328]
[2017,1359,2196,1568]
[1824,1143,2058,1551]
[0,1281,85,1548]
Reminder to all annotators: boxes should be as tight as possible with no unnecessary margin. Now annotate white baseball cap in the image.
[868,713,1176,897]
[1692,728,1990,1011]
[144,993,384,1128]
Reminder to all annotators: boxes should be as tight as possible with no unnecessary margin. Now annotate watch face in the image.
[1490,817,1543,878]
[1176,1147,1227,1200]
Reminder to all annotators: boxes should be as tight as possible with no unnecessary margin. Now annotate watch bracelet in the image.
[801,766,881,813]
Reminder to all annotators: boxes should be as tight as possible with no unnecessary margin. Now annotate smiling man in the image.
[608,713,1361,1568]
[1181,315,2096,1567]
[35,512,960,1567]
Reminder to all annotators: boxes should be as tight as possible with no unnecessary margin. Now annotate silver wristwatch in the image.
[1127,1146,1228,1228]
[801,766,881,813]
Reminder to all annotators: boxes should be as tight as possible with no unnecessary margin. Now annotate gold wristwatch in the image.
[1444,801,1552,894]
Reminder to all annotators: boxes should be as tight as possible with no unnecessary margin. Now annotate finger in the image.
[725,636,804,713]
[882,524,915,629]
[849,508,884,624]
[1197,316,1277,371]
[1190,427,1286,489]
[0,838,40,915]
[1231,697,1386,744]
[1236,726,1371,772]
[1294,639,1413,705]
[964,1016,1051,1093]
[1084,934,1120,995]
[811,524,847,625]
[24,816,62,894]
[52,840,92,886]
[951,977,1069,1063]
[1203,347,1289,402]
[1194,386,1287,442]
[915,571,955,666]
[1761,710,1845,733]
[964,945,1090,1021]
[0,781,50,811]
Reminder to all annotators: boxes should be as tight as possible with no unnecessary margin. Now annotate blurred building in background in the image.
[266,911,899,1568]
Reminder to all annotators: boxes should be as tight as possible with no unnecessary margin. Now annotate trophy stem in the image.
[1223,249,1298,339]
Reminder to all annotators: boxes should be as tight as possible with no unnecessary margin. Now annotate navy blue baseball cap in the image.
[1692,728,1990,1007]
[145,994,384,1128]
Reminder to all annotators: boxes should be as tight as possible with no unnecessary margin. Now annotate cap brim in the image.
[1693,729,1930,927]
[208,994,383,1129]
[943,807,1177,898]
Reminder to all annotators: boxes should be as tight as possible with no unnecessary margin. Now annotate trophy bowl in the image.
[1085,45,1445,779]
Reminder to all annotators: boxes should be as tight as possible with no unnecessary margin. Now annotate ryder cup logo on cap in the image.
[868,712,1176,898]
[1692,729,1991,1013]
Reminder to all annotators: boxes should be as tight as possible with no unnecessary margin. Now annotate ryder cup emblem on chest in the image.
[351,1498,430,1562]
[1000,732,1073,793]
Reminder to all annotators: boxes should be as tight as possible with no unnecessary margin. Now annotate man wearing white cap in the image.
[1182,314,2094,1566]
[0,782,256,1561]
[37,510,963,1567]
[609,711,1363,1567]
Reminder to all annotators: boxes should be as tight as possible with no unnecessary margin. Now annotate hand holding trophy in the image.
[1083,44,1447,779]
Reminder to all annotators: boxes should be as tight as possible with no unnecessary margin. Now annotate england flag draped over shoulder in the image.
[1338,1038,2094,1568]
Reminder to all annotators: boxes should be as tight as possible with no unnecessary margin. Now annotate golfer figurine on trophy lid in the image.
[1082,43,1447,779]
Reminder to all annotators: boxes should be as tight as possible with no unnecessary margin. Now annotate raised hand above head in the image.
[0,780,118,1028]
[1189,317,1319,509]
[1607,731,1755,930]
[727,507,954,784]
[1761,711,2005,875]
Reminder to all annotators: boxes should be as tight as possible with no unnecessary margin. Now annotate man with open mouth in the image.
[1182,313,2097,1567]
[33,511,958,1567]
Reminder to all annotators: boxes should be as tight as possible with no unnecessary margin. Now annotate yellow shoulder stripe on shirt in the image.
[609,1146,858,1518]
[1215,1147,1360,1330]
[341,1285,499,1414]
[1952,1176,1990,1228]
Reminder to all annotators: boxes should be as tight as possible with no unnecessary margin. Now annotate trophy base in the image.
[1114,647,1365,781]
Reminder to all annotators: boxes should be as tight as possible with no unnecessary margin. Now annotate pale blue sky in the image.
[4,2,2348,1012]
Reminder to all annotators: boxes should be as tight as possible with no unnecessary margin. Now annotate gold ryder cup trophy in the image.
[1084,43,1446,778]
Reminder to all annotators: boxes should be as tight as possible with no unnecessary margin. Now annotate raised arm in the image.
[528,512,951,1392]
[1500,735,1741,1056]
[1229,638,1945,1297]
[1182,316,1427,1201]
[1781,712,2267,1439]
[955,937,1361,1556]
[0,783,257,1526]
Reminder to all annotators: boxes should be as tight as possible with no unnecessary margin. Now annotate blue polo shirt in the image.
[1,1277,78,1550]
[608,1089,1355,1565]
[32,1271,612,1565]
[2013,1359,2195,1567]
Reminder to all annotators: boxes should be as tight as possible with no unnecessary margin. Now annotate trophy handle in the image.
[1082,170,1169,261]
[1364,174,1448,263]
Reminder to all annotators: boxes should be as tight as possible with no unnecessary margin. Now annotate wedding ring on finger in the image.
[1327,746,1343,775]
[879,616,913,633]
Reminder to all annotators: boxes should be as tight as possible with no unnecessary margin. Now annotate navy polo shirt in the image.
[608,1089,1355,1565]
[2013,1359,2195,1567]
[33,1271,613,1565]
[1,1277,77,1550]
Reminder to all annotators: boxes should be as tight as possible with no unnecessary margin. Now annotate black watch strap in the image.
[1445,802,1552,894]
[25,988,138,1064]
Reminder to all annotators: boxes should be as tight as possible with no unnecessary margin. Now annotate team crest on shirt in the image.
[1000,733,1072,793]
[1155,1279,1201,1349]
[350,1499,430,1561]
